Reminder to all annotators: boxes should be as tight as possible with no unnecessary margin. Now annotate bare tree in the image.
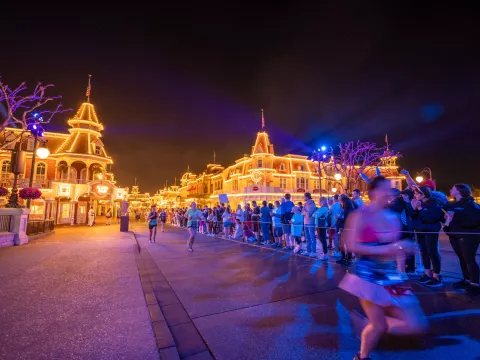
[331,141,400,191]
[0,78,68,149]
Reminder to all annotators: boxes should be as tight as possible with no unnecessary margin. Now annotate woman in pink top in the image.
[339,177,427,360]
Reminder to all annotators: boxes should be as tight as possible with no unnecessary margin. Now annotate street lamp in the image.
[331,187,337,193]
[416,176,424,183]
[36,145,50,159]
[334,173,342,181]
[312,146,329,196]
[26,123,46,209]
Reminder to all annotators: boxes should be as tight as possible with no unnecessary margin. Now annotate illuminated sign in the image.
[115,189,125,200]
[296,188,306,193]
[58,184,71,197]
[91,182,113,198]
[252,186,259,191]
[250,170,262,184]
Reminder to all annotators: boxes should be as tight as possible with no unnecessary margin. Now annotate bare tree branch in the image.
[0,78,71,149]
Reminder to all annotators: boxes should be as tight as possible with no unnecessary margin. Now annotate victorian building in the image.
[175,124,403,208]
[0,92,127,224]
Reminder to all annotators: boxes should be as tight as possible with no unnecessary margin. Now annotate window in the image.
[1,161,11,180]
[35,163,47,183]
[233,179,238,191]
[58,164,68,180]
[69,167,77,181]
[296,177,306,189]
[257,159,263,168]
[279,163,286,171]
[95,146,101,155]
[298,165,305,171]
[80,168,87,183]
[279,178,287,189]
[314,180,319,189]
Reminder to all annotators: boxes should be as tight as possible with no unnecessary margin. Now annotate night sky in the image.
[2,2,479,193]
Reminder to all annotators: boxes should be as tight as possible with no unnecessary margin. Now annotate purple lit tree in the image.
[0,78,68,149]
[331,141,399,192]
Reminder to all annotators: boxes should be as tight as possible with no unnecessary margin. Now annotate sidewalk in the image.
[0,225,159,360]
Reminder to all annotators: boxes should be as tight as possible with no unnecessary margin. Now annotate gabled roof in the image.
[71,102,100,124]
[251,131,274,155]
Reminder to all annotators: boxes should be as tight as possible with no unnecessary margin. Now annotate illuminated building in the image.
[0,91,127,224]
[177,121,403,207]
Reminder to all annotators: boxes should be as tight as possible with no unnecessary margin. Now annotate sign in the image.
[252,185,259,191]
[313,188,320,194]
[91,182,113,198]
[250,170,263,184]
[58,184,71,197]
[115,189,126,200]
[218,194,229,204]
[296,188,306,193]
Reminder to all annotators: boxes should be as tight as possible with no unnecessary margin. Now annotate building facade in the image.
[175,130,403,207]
[0,98,127,224]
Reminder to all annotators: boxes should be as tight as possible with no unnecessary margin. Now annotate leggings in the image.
[316,227,328,253]
[459,237,480,283]
[417,233,441,274]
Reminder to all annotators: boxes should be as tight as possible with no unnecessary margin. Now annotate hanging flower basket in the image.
[0,187,8,197]
[19,187,42,200]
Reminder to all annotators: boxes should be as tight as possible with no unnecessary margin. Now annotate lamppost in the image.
[312,146,328,197]
[26,123,48,209]
[5,123,48,208]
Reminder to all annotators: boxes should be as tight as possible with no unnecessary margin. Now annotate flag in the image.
[86,75,92,98]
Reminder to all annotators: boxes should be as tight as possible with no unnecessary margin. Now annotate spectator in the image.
[272,200,283,248]
[260,200,272,245]
[352,189,365,209]
[302,192,317,257]
[290,206,304,254]
[313,196,329,260]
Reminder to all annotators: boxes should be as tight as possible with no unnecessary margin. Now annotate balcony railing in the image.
[26,220,55,236]
[0,215,12,232]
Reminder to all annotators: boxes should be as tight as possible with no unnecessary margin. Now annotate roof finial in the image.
[385,134,389,150]
[187,164,190,173]
[86,74,92,103]
[261,108,265,131]
[213,150,216,164]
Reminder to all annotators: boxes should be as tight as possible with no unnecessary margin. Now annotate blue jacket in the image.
[291,213,304,237]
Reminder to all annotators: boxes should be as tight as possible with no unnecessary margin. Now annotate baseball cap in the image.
[400,189,414,200]
[420,179,436,191]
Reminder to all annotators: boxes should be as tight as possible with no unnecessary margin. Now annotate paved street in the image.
[1,223,480,360]
[134,224,480,360]
[0,224,158,360]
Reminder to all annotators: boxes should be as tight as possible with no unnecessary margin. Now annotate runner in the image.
[159,208,167,232]
[339,176,427,360]
[147,205,159,243]
[185,202,203,252]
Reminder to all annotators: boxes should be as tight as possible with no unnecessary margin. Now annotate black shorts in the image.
[252,220,260,232]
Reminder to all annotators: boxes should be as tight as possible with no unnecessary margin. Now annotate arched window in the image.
[279,163,286,171]
[1,161,11,180]
[69,167,77,181]
[35,163,47,183]
[57,164,68,180]
[80,168,87,183]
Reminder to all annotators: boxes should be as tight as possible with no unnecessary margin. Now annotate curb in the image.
[132,234,214,360]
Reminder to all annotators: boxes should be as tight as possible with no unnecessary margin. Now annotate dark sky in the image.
[2,2,479,193]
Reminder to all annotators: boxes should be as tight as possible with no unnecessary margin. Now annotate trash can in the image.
[120,215,129,232]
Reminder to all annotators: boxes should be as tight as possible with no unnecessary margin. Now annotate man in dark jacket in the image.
[444,184,480,295]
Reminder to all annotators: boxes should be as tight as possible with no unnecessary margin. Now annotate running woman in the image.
[185,202,203,252]
[339,177,427,360]
[147,205,159,243]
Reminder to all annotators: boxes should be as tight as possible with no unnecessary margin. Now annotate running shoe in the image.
[464,284,480,295]
[417,274,432,284]
[425,277,443,287]
[453,279,470,289]
[188,248,193,252]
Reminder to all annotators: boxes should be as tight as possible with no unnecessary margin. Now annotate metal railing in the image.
[0,215,12,232]
[26,220,55,236]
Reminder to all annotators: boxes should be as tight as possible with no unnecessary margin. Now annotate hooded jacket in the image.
[302,199,317,225]
[444,196,480,238]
